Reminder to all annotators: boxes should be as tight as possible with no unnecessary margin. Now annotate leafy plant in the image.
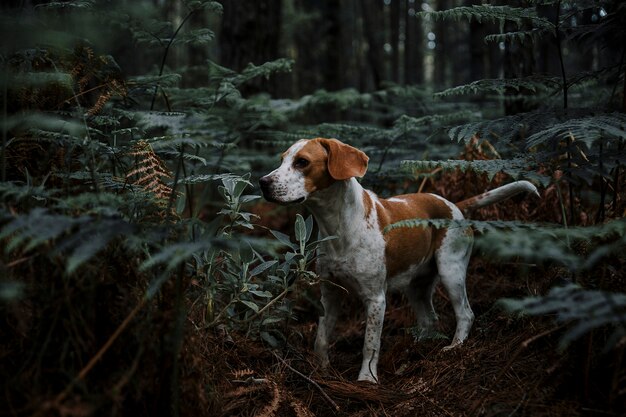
[500,284,626,350]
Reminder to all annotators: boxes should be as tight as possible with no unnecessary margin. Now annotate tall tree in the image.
[467,0,485,82]
[502,0,536,114]
[219,0,283,95]
[390,0,401,83]
[360,0,386,89]
[293,0,343,94]
[433,0,449,86]
[405,1,424,84]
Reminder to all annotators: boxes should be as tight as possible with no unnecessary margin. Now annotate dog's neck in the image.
[304,178,366,253]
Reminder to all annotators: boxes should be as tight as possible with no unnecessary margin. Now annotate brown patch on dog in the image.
[315,138,369,180]
[294,140,335,194]
[362,190,374,224]
[375,194,455,279]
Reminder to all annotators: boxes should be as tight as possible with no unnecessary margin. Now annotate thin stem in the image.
[150,10,195,111]
[1,69,7,182]
[50,298,146,409]
[245,287,290,323]
[596,137,606,223]
[555,1,568,110]
[167,143,185,215]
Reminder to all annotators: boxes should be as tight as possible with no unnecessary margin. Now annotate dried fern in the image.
[126,140,174,203]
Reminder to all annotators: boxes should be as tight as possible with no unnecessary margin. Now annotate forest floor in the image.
[191,257,623,417]
[181,164,625,417]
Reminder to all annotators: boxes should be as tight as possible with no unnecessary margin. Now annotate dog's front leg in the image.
[314,282,342,369]
[357,292,386,383]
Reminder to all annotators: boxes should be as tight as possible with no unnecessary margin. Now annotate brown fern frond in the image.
[224,384,265,398]
[232,369,255,380]
[126,140,175,204]
[257,381,281,417]
[289,397,315,417]
[87,89,113,116]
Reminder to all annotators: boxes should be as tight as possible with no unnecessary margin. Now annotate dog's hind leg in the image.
[407,276,439,339]
[436,227,474,350]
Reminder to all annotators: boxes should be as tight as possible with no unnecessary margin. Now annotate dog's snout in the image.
[259,176,273,189]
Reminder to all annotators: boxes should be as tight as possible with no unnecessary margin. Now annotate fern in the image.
[474,219,626,271]
[484,28,549,44]
[385,218,626,271]
[0,207,134,274]
[500,284,626,350]
[126,140,175,203]
[420,5,555,32]
[525,113,626,148]
[434,76,562,99]
[35,0,95,10]
[227,58,294,87]
[400,157,550,185]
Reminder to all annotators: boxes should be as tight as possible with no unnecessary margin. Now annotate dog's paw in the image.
[441,340,464,351]
[357,374,378,384]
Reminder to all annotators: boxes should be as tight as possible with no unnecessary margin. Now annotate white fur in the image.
[306,179,388,382]
[260,140,535,383]
[263,140,309,203]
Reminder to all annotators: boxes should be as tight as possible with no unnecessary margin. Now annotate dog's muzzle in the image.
[259,175,305,205]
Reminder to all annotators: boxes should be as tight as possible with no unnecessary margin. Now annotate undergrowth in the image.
[1,1,625,416]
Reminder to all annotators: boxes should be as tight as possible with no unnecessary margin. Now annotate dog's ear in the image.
[316,138,369,180]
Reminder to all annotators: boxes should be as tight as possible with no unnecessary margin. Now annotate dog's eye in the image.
[294,158,309,169]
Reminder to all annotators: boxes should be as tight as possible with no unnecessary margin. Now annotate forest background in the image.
[1,0,625,416]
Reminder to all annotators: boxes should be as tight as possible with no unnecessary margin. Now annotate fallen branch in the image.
[272,352,340,412]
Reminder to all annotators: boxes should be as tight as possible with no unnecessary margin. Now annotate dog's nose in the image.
[259,176,273,189]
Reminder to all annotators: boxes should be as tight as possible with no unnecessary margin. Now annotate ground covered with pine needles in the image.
[2,146,624,417]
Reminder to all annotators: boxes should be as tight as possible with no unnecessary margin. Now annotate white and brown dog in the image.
[259,138,538,383]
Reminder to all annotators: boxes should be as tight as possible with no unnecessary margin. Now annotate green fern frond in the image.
[228,58,294,86]
[484,28,550,44]
[420,5,554,32]
[128,73,182,89]
[0,208,135,273]
[384,218,543,235]
[35,0,95,9]
[526,113,626,148]
[393,111,480,133]
[475,219,626,270]
[500,284,626,350]
[400,157,550,185]
[434,76,561,99]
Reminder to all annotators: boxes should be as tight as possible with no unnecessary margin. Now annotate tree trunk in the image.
[502,1,536,115]
[467,0,485,82]
[390,0,400,83]
[360,0,385,89]
[219,0,283,95]
[433,0,448,86]
[405,1,424,85]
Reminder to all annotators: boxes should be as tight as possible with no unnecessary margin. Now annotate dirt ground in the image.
[184,254,625,417]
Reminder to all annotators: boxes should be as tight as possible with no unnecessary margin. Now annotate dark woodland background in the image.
[1,1,626,416]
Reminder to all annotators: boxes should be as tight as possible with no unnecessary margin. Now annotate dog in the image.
[259,138,538,383]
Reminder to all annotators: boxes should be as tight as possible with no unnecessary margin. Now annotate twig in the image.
[150,10,195,110]
[47,298,147,409]
[272,352,340,412]
[246,287,290,323]
[469,325,564,415]
[418,167,442,194]
[555,1,568,110]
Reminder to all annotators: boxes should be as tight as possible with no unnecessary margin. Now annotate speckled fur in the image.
[260,138,536,383]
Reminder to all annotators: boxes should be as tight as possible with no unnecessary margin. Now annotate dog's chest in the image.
[316,225,387,293]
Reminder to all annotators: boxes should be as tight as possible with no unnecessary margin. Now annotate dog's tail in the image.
[456,180,540,213]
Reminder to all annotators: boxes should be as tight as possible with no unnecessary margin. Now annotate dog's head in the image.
[259,138,369,204]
